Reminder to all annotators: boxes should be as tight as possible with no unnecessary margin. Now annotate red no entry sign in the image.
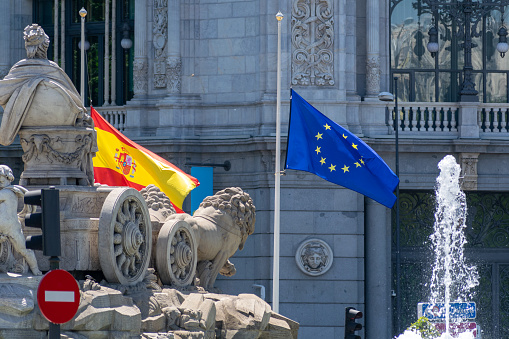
[37,269,80,324]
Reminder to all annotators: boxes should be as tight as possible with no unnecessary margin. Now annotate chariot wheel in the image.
[98,187,152,285]
[156,220,197,287]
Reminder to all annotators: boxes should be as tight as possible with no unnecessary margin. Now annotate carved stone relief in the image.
[133,58,148,94]
[291,0,334,86]
[153,0,168,89]
[295,238,333,276]
[366,56,381,95]
[460,152,479,191]
[167,56,182,93]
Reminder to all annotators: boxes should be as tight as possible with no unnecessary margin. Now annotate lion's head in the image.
[199,187,255,249]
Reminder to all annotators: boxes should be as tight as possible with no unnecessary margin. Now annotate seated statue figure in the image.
[0,24,96,185]
[0,165,41,275]
[0,24,92,145]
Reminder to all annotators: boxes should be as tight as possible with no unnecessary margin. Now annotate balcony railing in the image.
[385,102,509,139]
[91,106,127,132]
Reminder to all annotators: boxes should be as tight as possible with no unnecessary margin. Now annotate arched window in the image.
[390,0,509,103]
[33,0,134,106]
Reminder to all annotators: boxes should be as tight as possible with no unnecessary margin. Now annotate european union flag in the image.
[285,90,399,208]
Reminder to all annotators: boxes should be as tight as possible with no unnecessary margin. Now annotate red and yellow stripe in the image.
[91,107,199,212]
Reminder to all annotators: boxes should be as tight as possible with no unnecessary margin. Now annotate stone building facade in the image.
[2,0,509,338]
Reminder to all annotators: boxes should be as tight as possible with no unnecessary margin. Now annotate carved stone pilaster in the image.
[366,56,381,96]
[153,0,168,89]
[291,0,334,86]
[133,58,148,95]
[166,56,181,94]
[460,152,479,191]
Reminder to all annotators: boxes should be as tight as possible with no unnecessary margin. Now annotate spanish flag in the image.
[91,107,199,212]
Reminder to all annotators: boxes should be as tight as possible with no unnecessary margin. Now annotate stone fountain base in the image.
[0,272,298,339]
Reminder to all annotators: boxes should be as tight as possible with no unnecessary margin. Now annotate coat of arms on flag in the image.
[115,147,137,177]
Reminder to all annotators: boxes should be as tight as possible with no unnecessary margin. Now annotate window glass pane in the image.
[391,1,434,69]
[394,73,411,102]
[415,72,435,102]
[473,72,484,102]
[486,73,507,103]
[35,0,54,26]
[72,0,105,23]
[438,72,457,102]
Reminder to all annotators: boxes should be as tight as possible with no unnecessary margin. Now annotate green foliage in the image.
[407,317,440,339]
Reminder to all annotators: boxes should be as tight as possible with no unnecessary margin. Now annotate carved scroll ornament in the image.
[291,0,334,86]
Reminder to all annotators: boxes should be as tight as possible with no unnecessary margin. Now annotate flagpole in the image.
[79,7,87,106]
[273,11,283,314]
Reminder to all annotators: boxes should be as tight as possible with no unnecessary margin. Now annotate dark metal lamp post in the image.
[423,0,509,101]
[379,77,401,334]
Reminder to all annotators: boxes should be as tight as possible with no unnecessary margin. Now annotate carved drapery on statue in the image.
[291,0,334,86]
[0,24,96,186]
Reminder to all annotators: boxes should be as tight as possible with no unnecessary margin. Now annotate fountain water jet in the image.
[397,155,479,339]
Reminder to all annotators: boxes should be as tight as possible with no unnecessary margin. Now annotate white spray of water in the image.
[396,156,479,339]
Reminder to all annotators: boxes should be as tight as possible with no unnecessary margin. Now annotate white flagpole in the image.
[273,11,283,314]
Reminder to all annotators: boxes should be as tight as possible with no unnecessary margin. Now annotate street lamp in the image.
[79,7,87,106]
[379,77,401,333]
[423,0,509,102]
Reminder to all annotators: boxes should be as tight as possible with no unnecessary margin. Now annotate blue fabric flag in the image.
[285,89,399,208]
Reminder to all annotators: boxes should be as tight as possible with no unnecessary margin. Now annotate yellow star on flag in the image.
[352,143,358,150]
[320,157,326,165]
[360,158,365,165]
[342,165,350,173]
[355,162,361,168]
[315,132,323,140]
[315,146,321,154]
[342,134,348,139]
[324,123,331,130]
[328,164,336,172]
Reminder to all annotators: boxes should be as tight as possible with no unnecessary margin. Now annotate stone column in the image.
[54,0,59,65]
[0,0,10,78]
[167,0,181,94]
[104,0,111,106]
[365,0,381,97]
[133,0,148,96]
[61,0,65,71]
[111,0,117,105]
[365,197,392,339]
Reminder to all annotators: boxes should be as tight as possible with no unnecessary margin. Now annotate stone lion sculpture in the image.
[164,187,255,289]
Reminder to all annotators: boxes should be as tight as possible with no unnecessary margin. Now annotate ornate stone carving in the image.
[166,56,182,93]
[295,238,333,276]
[153,0,168,89]
[0,165,41,276]
[291,0,334,86]
[19,129,95,185]
[366,56,381,96]
[133,58,148,94]
[460,153,479,191]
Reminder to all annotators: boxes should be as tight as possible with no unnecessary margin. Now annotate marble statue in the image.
[0,24,96,185]
[163,187,256,289]
[0,165,41,276]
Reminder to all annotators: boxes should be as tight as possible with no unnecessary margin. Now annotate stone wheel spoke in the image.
[156,220,197,287]
[99,188,152,285]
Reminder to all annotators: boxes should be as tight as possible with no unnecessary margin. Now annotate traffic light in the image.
[344,307,363,339]
[24,187,61,257]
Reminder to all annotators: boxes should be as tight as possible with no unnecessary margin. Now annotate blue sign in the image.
[190,167,213,215]
[418,302,476,320]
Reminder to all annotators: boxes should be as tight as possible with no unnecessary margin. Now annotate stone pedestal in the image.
[18,126,96,186]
